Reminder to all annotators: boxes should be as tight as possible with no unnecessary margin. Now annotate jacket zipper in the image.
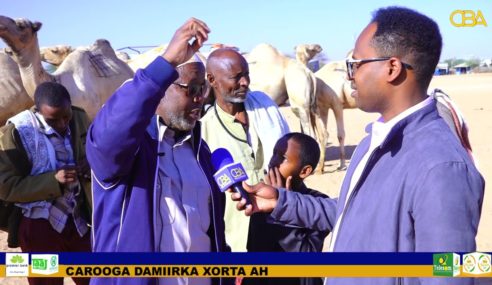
[196,139,222,285]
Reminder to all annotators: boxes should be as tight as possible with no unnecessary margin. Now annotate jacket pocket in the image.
[157,176,176,226]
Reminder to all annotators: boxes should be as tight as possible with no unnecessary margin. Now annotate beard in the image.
[222,89,249,104]
[166,111,196,131]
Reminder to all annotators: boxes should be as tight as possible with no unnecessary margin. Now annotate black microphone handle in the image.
[232,183,251,205]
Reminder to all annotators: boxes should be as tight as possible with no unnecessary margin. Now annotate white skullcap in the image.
[177,53,205,67]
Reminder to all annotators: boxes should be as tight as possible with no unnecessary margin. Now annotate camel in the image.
[115,51,130,62]
[294,44,346,170]
[126,44,207,71]
[0,16,135,120]
[0,49,32,124]
[247,43,335,172]
[315,52,357,109]
[40,45,74,66]
[294,44,322,66]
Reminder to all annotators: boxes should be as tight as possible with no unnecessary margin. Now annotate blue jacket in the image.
[270,100,485,285]
[87,57,230,285]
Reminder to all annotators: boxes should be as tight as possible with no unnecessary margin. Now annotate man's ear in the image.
[299,165,313,179]
[387,57,404,82]
[206,73,215,86]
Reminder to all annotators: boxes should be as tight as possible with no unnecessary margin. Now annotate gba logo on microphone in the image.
[450,10,488,27]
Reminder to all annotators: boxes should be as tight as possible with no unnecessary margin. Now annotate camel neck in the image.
[15,36,53,96]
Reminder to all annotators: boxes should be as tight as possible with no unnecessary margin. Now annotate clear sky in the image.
[2,0,491,61]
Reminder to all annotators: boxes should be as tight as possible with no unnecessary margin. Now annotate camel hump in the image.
[247,43,284,65]
[91,39,117,57]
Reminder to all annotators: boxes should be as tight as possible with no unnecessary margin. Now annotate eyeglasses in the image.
[345,57,413,80]
[172,82,208,99]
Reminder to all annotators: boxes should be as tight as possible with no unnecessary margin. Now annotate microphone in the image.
[211,148,251,205]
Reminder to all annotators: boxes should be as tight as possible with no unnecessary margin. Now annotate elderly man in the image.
[86,18,231,285]
[201,48,290,252]
[232,6,484,285]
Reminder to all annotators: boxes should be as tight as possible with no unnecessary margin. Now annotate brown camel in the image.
[0,16,134,120]
[40,45,74,66]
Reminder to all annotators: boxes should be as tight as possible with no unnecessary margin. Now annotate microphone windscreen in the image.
[211,148,234,170]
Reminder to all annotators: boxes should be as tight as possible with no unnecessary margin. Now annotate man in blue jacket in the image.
[232,7,485,285]
[86,18,231,285]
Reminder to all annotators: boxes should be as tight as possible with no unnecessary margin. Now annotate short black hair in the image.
[282,132,320,169]
[34,81,71,110]
[370,6,442,89]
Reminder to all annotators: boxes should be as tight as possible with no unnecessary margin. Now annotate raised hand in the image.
[162,18,210,67]
[264,167,292,190]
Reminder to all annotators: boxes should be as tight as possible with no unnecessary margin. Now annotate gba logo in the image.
[450,10,488,27]
[217,174,232,188]
[31,254,59,275]
[5,253,29,277]
[230,167,246,179]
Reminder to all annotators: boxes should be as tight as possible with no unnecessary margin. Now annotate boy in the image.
[245,132,329,285]
[0,81,91,285]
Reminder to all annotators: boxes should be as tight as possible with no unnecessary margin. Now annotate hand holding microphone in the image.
[211,148,280,215]
[211,148,251,205]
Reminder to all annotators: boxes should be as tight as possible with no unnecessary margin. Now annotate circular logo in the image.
[463,255,476,272]
[478,255,491,272]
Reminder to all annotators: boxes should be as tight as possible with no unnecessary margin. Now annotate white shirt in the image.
[328,97,433,252]
[156,117,211,285]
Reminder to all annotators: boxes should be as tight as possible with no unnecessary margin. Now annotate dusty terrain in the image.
[1,73,490,284]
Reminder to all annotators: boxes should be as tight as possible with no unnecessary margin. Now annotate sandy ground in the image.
[0,73,490,284]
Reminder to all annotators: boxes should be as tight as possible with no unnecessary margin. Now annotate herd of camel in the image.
[0,15,357,173]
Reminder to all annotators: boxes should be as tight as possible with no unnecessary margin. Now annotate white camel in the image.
[247,43,331,172]
[0,16,135,120]
[295,44,346,170]
[126,44,207,72]
[294,44,322,66]
[315,52,356,109]
[40,45,74,66]
[0,49,32,124]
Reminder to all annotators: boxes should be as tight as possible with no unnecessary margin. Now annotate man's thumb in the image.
[242,181,254,193]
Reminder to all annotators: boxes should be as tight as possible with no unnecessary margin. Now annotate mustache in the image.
[234,88,249,95]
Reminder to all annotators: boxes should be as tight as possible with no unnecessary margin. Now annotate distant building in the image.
[435,63,449,75]
[480,59,492,67]
[452,63,471,75]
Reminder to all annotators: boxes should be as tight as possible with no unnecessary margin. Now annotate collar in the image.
[156,116,192,147]
[147,114,202,155]
[34,112,71,138]
[369,97,433,148]
[375,96,438,149]
[215,103,244,124]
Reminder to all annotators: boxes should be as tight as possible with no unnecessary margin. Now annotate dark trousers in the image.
[19,215,91,285]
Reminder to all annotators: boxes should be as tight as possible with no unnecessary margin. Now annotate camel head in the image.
[0,15,42,54]
[40,45,74,66]
[295,44,323,65]
[115,51,130,62]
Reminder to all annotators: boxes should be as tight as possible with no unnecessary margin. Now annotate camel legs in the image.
[312,111,327,174]
[316,79,347,171]
[292,105,325,173]
[331,98,346,170]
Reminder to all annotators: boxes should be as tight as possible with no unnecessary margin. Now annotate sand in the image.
[1,73,490,284]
